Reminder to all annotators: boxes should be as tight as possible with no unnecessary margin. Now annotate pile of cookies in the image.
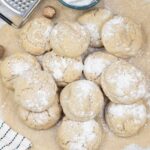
[0,7,148,150]
[0,52,62,130]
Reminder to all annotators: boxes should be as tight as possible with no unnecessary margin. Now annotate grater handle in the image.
[0,13,13,26]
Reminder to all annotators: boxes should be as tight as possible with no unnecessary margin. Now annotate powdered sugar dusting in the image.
[51,22,88,45]
[75,80,96,98]
[108,103,147,122]
[86,58,110,75]
[29,111,49,125]
[123,144,150,150]
[11,60,33,75]
[102,16,126,38]
[43,52,83,81]
[15,71,57,112]
[63,0,98,7]
[84,23,100,44]
[43,26,53,38]
[84,53,115,77]
[68,120,99,149]
[106,61,146,99]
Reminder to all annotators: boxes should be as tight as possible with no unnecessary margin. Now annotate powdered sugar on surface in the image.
[43,52,83,81]
[102,16,126,38]
[43,26,53,38]
[74,80,96,98]
[123,144,150,150]
[108,103,147,122]
[5,54,39,76]
[28,111,49,125]
[106,61,147,99]
[84,55,114,76]
[68,120,98,149]
[84,23,100,43]
[11,60,33,75]
[51,22,88,45]
[63,0,98,6]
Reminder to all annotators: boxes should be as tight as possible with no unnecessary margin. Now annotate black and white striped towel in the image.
[0,119,32,150]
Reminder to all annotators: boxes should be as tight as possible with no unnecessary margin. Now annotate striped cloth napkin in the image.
[0,119,32,150]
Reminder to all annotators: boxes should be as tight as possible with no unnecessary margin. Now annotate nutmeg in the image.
[43,6,56,19]
[0,45,5,58]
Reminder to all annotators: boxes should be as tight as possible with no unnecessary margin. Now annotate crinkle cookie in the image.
[60,80,104,121]
[15,70,57,112]
[42,51,83,86]
[20,17,54,55]
[101,60,147,104]
[105,102,147,137]
[84,51,118,85]
[78,8,113,48]
[102,16,143,58]
[58,118,102,150]
[18,96,62,130]
[50,21,90,58]
[0,52,40,89]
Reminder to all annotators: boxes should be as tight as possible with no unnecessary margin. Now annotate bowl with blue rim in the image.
[59,0,100,10]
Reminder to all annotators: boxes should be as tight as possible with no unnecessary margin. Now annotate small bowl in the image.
[59,0,100,10]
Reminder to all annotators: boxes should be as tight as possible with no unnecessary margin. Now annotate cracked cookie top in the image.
[18,95,62,130]
[58,117,102,150]
[42,51,83,87]
[84,51,118,85]
[101,60,147,104]
[105,102,147,137]
[0,52,41,89]
[102,16,143,58]
[50,21,90,58]
[20,17,54,55]
[14,70,57,112]
[60,80,104,121]
[78,8,113,48]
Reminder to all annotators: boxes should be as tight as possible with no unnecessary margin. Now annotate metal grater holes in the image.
[5,0,37,13]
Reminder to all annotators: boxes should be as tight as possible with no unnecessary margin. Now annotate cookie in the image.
[18,96,62,130]
[101,60,147,104]
[50,21,90,58]
[58,117,102,150]
[42,51,83,86]
[102,16,143,58]
[84,51,118,85]
[20,17,54,55]
[15,70,57,112]
[78,8,113,48]
[0,52,40,89]
[105,102,147,137]
[60,80,104,121]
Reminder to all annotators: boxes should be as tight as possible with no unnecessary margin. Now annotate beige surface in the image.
[0,0,150,150]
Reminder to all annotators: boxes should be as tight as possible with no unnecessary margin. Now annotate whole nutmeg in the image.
[43,6,56,19]
[0,45,5,58]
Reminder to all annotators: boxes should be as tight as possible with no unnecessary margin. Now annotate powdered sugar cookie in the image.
[78,8,113,48]
[58,117,102,150]
[0,52,40,89]
[105,102,147,137]
[101,60,147,104]
[42,51,83,86]
[102,16,143,58]
[60,80,104,121]
[18,96,62,130]
[20,17,54,55]
[50,21,90,58]
[84,51,118,85]
[15,70,57,112]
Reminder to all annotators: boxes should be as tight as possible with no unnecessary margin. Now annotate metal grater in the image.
[0,0,41,28]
